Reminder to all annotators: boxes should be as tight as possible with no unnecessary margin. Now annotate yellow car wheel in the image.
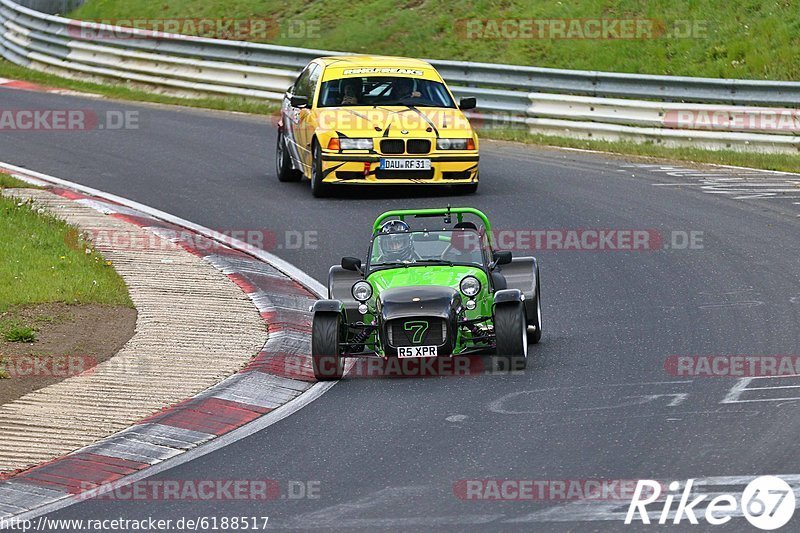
[310,141,332,198]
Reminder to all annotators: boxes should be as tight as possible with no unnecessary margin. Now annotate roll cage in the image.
[366,207,499,284]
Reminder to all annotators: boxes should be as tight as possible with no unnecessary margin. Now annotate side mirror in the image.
[290,95,309,108]
[492,251,512,267]
[341,257,362,272]
[459,97,477,110]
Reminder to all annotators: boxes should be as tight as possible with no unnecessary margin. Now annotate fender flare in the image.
[493,288,525,306]
[312,299,344,315]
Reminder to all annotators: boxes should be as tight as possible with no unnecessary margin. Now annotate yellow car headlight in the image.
[437,138,474,150]
[340,138,375,150]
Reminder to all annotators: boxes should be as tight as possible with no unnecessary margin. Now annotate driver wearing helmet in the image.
[392,78,422,100]
[340,78,362,105]
[377,220,416,263]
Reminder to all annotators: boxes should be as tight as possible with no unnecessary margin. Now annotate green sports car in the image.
[311,207,542,380]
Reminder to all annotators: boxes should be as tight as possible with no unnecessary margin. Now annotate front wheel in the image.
[312,312,344,380]
[494,302,528,371]
[310,141,332,197]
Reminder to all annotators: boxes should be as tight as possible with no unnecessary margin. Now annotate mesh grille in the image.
[406,139,431,154]
[442,171,472,180]
[335,171,364,180]
[380,139,405,154]
[389,318,446,347]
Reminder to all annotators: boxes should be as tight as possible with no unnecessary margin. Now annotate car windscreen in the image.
[318,77,457,108]
[370,230,484,267]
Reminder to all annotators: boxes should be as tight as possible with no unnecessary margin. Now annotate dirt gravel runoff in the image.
[0,303,136,405]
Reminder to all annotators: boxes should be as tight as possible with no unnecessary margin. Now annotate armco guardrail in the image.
[1,0,799,153]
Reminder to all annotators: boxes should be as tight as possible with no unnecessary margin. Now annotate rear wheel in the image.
[495,302,528,371]
[310,141,332,197]
[312,313,344,381]
[276,130,302,182]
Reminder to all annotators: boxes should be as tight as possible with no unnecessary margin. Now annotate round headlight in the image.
[460,276,481,297]
[352,281,373,302]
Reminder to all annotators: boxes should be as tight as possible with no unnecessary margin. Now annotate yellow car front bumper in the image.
[320,153,479,185]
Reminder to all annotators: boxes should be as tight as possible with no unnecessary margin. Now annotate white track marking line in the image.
[506,380,693,391]
[721,376,800,404]
[723,397,800,404]
[721,378,753,403]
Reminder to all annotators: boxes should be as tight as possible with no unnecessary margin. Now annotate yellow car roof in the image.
[318,55,441,82]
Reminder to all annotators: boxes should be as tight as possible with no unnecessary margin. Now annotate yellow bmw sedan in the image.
[276,55,480,197]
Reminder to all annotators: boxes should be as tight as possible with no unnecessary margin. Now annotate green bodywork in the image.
[351,207,498,357]
[368,265,492,318]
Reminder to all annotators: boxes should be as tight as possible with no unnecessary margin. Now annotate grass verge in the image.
[0,192,133,349]
[70,0,800,81]
[0,173,37,189]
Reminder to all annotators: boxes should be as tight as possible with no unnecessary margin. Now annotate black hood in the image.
[379,285,461,321]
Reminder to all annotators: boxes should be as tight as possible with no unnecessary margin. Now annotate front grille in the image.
[376,169,435,179]
[380,139,405,154]
[442,171,472,180]
[388,318,446,347]
[406,139,431,154]
[335,171,364,180]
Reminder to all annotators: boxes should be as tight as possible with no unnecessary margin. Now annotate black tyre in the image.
[276,130,302,182]
[310,141,332,197]
[495,301,528,370]
[528,268,542,344]
[312,312,344,381]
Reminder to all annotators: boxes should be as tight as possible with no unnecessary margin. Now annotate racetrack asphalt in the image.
[1,87,799,531]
